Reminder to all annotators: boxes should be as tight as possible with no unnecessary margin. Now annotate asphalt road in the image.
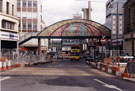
[1,59,135,91]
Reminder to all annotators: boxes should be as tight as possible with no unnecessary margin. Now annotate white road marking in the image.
[94,79,123,91]
[0,76,11,81]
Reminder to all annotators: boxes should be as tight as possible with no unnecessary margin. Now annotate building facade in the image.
[105,0,127,52]
[17,0,47,52]
[82,1,91,20]
[0,0,19,59]
[124,0,135,56]
[17,0,45,33]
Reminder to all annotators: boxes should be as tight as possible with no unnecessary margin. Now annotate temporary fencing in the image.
[19,51,49,67]
[121,59,135,78]
[0,48,17,71]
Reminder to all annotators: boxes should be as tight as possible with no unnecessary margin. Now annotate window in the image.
[17,1,20,8]
[0,0,2,12]
[6,2,9,14]
[22,12,27,18]
[40,15,42,22]
[33,1,37,8]
[28,1,32,8]
[23,23,26,29]
[2,20,14,30]
[22,1,26,8]
[12,5,14,16]
[28,24,32,30]
[40,5,42,12]
[17,12,20,17]
[33,24,37,30]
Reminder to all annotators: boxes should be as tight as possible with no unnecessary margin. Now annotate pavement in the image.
[1,59,135,91]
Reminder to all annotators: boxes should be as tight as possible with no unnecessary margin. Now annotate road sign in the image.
[100,38,106,44]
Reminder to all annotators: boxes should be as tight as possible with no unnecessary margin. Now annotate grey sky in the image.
[41,0,108,26]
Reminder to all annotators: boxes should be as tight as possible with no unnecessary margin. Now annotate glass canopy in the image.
[38,19,111,37]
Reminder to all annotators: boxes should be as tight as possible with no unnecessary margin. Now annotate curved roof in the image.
[37,19,111,38]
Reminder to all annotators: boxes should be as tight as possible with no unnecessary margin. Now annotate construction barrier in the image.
[90,62,121,76]
[112,66,120,76]
[121,60,135,78]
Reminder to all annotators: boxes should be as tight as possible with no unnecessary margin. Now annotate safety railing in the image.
[19,32,39,43]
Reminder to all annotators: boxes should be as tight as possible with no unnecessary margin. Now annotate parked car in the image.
[83,53,89,59]
[85,56,94,63]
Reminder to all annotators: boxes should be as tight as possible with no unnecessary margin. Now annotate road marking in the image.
[94,79,123,91]
[0,76,11,81]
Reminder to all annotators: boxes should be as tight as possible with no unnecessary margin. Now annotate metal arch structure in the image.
[37,19,111,39]
[19,19,111,45]
[19,19,111,55]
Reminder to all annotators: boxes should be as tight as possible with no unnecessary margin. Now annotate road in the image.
[1,59,135,91]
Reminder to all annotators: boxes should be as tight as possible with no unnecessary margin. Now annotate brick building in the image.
[124,0,135,56]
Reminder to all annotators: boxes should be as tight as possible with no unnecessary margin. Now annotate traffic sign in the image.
[100,38,106,44]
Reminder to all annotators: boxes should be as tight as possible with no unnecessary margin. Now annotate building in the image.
[123,0,135,56]
[17,0,47,52]
[82,1,92,20]
[0,0,19,59]
[73,13,82,19]
[105,0,127,53]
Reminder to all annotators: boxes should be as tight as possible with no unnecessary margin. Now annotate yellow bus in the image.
[70,45,80,60]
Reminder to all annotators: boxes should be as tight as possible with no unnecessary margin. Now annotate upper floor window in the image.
[40,5,42,12]
[23,23,26,29]
[2,20,14,30]
[6,2,9,14]
[22,1,26,8]
[33,1,37,8]
[17,1,20,8]
[0,0,2,12]
[28,1,32,8]
[28,23,32,30]
[12,5,14,16]
[33,24,37,30]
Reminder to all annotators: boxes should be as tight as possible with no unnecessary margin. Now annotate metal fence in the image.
[1,48,50,65]
[18,51,49,63]
[1,48,18,62]
[89,50,126,59]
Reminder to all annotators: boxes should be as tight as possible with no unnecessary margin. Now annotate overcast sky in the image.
[41,0,108,26]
